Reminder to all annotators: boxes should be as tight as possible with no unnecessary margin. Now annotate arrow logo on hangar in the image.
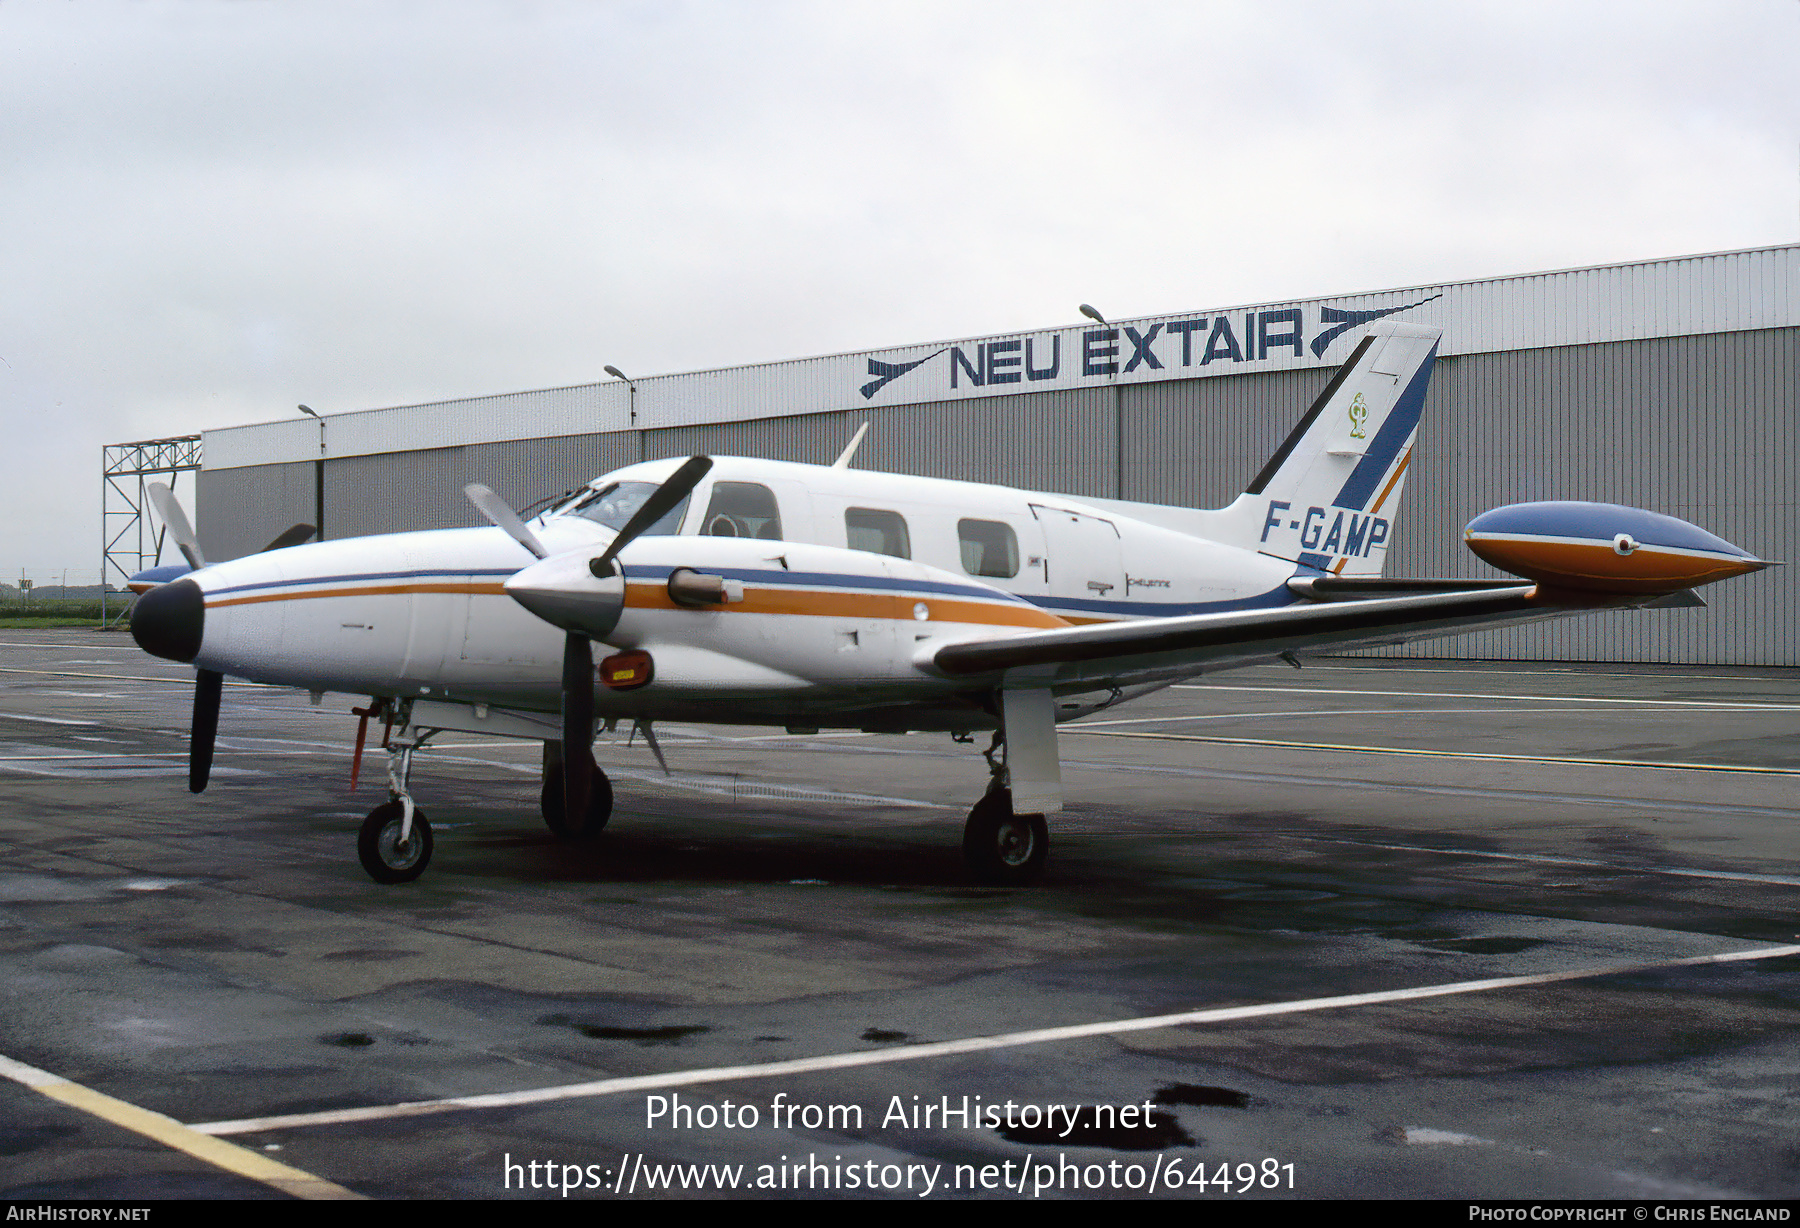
[860,348,947,400]
[1310,293,1443,358]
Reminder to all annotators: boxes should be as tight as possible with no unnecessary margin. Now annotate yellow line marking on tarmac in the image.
[189,944,1800,1137]
[0,666,272,686]
[0,1053,363,1199]
[1062,727,1800,776]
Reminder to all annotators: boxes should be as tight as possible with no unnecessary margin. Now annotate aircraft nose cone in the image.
[130,577,205,662]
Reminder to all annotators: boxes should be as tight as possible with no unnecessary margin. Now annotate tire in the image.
[358,801,433,884]
[541,764,613,839]
[961,788,1048,886]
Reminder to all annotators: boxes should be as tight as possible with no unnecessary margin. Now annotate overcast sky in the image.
[3,0,1796,580]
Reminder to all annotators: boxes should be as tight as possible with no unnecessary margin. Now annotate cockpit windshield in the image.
[558,481,690,536]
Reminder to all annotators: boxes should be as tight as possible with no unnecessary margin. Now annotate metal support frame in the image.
[100,435,203,625]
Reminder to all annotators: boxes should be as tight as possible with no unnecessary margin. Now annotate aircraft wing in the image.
[931,584,1677,688]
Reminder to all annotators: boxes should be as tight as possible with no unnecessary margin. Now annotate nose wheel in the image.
[357,707,434,883]
[358,801,433,884]
[962,788,1048,885]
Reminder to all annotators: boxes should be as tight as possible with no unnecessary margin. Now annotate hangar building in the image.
[189,243,1799,666]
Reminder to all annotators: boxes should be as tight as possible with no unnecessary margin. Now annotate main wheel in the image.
[358,801,433,884]
[541,762,613,839]
[961,788,1048,885]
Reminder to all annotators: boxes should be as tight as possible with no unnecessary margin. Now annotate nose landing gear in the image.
[358,800,433,884]
[357,703,433,884]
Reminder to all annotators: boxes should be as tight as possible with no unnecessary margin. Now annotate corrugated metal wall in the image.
[849,387,1117,499]
[195,460,318,562]
[195,325,1798,665]
[1383,326,1797,664]
[1121,367,1333,508]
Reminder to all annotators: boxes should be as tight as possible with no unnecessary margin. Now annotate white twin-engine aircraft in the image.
[130,322,1769,885]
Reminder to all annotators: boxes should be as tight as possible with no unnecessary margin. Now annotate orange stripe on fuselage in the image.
[205,579,1070,630]
[207,582,508,608]
[623,582,1070,629]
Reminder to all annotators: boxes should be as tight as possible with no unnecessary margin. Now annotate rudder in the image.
[1223,320,1441,577]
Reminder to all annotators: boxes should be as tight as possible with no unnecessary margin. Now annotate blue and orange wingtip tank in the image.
[126,562,194,594]
[1464,501,1772,595]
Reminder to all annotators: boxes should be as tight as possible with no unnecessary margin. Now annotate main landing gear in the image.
[961,726,1051,886]
[357,709,433,884]
[540,741,613,839]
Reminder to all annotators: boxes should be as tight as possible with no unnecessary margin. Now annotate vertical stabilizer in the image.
[1216,320,1441,576]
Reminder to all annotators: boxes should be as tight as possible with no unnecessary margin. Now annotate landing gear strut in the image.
[961,730,1049,885]
[357,702,433,884]
[540,740,613,838]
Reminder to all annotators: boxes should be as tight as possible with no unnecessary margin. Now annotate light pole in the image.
[1078,305,1125,499]
[604,365,641,460]
[298,404,325,540]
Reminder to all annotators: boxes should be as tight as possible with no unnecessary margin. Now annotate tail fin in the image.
[1220,320,1441,577]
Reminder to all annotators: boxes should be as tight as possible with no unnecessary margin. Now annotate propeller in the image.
[464,483,549,559]
[261,524,317,552]
[503,457,713,831]
[588,456,714,578]
[147,482,206,571]
[190,667,223,792]
[506,456,714,640]
[560,632,597,827]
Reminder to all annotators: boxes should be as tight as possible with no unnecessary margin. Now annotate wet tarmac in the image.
[1,629,1797,1200]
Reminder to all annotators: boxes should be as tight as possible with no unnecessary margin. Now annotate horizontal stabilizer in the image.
[1287,576,1527,601]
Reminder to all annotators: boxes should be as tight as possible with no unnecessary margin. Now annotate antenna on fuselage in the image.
[832,421,871,469]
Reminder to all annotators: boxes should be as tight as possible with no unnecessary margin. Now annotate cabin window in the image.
[845,508,910,559]
[701,482,783,540]
[569,482,690,536]
[959,518,1019,578]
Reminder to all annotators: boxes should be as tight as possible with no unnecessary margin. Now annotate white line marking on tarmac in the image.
[1063,727,1800,776]
[1284,836,1800,889]
[0,1052,362,1198]
[188,943,1800,1137]
[1058,757,1800,819]
[0,711,99,726]
[1174,683,1800,711]
[0,642,143,650]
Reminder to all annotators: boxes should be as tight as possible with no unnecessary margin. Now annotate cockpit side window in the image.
[844,508,910,559]
[958,518,1019,578]
[566,482,690,536]
[701,482,783,540]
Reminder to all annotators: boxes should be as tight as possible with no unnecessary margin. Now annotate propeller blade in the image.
[590,456,713,576]
[560,632,596,829]
[148,482,207,571]
[465,483,549,559]
[190,668,222,793]
[261,524,317,552]
[261,522,316,550]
